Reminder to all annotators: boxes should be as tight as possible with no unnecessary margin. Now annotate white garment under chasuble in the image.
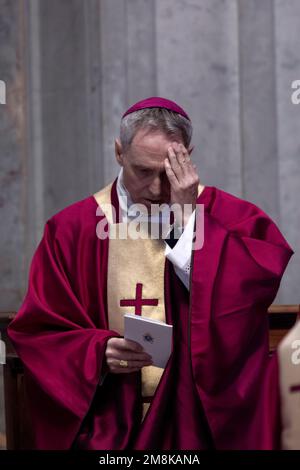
[94,182,170,420]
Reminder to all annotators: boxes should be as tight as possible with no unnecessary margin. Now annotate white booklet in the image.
[124,313,173,368]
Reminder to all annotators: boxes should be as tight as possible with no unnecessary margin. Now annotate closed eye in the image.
[138,168,152,175]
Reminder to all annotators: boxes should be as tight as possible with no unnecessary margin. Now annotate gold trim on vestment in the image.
[93,183,168,421]
[93,181,206,421]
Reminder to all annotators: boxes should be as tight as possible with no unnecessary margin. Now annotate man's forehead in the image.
[131,142,170,157]
[129,145,169,171]
[131,135,182,156]
[132,128,181,147]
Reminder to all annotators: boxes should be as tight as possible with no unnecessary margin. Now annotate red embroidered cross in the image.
[120,283,158,316]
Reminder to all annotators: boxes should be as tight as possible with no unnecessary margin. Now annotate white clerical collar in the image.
[116,167,133,222]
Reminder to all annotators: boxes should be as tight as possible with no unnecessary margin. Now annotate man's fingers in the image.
[106,338,152,362]
[167,143,196,184]
[177,144,189,164]
[175,144,200,186]
[121,339,143,352]
[113,359,152,369]
[167,146,184,180]
[164,158,180,187]
[108,350,152,361]
[178,144,196,175]
[108,360,153,374]
[108,337,143,352]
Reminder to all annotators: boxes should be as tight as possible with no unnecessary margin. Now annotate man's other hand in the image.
[105,337,153,374]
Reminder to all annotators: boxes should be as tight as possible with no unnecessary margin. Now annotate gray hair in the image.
[120,107,193,153]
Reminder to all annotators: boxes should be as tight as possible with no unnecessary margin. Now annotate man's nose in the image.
[149,175,163,197]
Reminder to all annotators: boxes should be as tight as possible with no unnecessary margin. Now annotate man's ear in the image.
[115,138,124,166]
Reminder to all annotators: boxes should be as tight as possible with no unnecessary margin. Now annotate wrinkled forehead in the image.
[128,129,182,163]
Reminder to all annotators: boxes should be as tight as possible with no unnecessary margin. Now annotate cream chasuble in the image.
[94,183,169,420]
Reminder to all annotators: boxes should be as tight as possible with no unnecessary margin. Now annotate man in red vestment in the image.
[7,97,294,450]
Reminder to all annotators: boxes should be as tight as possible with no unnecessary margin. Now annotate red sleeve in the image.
[258,353,282,449]
[7,218,118,449]
[228,208,294,280]
[192,197,294,449]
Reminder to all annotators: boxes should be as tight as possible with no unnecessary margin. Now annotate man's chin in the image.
[143,198,169,206]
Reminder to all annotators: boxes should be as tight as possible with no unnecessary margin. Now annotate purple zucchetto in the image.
[122,96,191,121]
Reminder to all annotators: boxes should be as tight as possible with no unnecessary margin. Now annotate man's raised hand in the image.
[164,142,200,227]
